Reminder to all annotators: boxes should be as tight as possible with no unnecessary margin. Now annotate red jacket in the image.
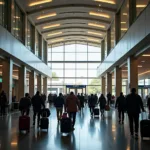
[65,95,80,112]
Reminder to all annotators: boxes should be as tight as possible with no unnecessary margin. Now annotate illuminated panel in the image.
[29,0,52,7]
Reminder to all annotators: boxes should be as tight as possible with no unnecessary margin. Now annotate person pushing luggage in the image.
[98,94,106,118]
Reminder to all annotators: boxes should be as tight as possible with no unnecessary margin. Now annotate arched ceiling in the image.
[16,0,121,47]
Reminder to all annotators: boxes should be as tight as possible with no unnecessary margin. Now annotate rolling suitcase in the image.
[140,113,150,139]
[19,115,30,132]
[94,108,99,116]
[105,105,110,111]
[40,117,49,131]
[61,118,72,133]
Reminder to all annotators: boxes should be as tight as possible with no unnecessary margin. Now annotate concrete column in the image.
[18,66,26,100]
[45,41,48,64]
[33,27,36,54]
[129,0,136,26]
[39,34,43,60]
[114,66,122,97]
[101,76,106,95]
[29,71,35,97]
[115,12,120,44]
[101,40,105,61]
[43,77,48,96]
[107,28,111,55]
[127,56,138,93]
[2,59,13,104]
[106,72,112,94]
[37,74,42,93]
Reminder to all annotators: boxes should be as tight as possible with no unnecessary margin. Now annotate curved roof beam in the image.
[42,26,106,34]
[35,17,111,26]
[27,4,116,15]
[48,40,101,47]
[47,34,103,41]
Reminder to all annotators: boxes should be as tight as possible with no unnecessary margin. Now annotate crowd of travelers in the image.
[0,87,150,139]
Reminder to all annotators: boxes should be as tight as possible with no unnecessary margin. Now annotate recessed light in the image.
[138,65,142,68]
[136,5,146,8]
[141,61,145,63]
[37,13,57,20]
[142,54,150,57]
[47,32,62,36]
[94,0,116,5]
[88,23,106,28]
[88,31,103,36]
[50,38,64,43]
[121,28,128,31]
[87,38,100,42]
[43,24,60,29]
[29,0,52,7]
[89,11,110,18]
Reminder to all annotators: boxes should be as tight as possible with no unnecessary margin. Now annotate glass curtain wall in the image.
[104,35,107,58]
[35,30,40,57]
[13,2,24,42]
[27,21,34,51]
[136,0,149,17]
[120,0,129,38]
[0,0,5,26]
[48,43,101,95]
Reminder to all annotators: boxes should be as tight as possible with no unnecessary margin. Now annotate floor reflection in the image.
[0,106,150,150]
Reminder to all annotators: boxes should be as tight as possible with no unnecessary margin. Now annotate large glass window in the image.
[35,31,40,57]
[110,21,115,50]
[0,0,5,26]
[120,0,129,38]
[13,2,24,42]
[48,43,101,94]
[136,0,149,17]
[27,21,34,51]
[43,40,47,62]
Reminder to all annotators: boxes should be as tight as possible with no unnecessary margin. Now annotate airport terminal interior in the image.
[0,0,150,149]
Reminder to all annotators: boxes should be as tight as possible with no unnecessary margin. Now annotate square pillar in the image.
[2,59,13,104]
[29,70,35,97]
[43,77,48,96]
[101,39,105,61]
[18,66,26,100]
[106,72,112,94]
[114,66,122,97]
[37,74,42,92]
[101,76,106,95]
[127,57,138,93]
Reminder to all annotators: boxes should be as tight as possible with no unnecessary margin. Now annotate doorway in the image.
[66,85,86,95]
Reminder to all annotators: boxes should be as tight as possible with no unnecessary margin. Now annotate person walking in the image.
[54,93,65,122]
[107,92,112,106]
[31,91,45,127]
[88,94,97,117]
[98,94,106,118]
[126,88,145,139]
[19,93,31,116]
[0,91,7,116]
[115,92,126,124]
[147,96,150,118]
[80,93,85,111]
[65,92,80,130]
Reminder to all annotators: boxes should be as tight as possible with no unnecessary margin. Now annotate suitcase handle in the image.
[141,111,148,120]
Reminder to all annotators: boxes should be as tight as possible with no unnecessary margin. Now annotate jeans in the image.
[68,112,76,127]
[56,107,63,120]
[33,110,41,125]
[118,110,124,122]
[128,113,139,135]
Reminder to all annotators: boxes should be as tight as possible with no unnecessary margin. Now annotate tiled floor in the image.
[0,105,150,150]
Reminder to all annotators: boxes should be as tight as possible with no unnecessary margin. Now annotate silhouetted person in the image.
[48,93,53,104]
[115,92,126,124]
[147,97,150,114]
[19,93,31,116]
[77,93,80,101]
[31,91,45,126]
[54,93,64,121]
[41,93,46,104]
[107,92,112,105]
[126,88,145,139]
[0,91,7,116]
[80,93,85,111]
[94,94,98,103]
[65,92,80,130]
[98,94,106,118]
[88,94,97,117]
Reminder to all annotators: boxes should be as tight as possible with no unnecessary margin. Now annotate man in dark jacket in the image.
[31,91,45,126]
[107,92,112,105]
[19,93,31,116]
[0,91,7,116]
[54,93,64,121]
[88,94,97,116]
[126,88,145,139]
[115,92,126,124]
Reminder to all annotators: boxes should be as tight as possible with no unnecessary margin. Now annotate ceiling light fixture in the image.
[142,54,150,57]
[37,13,57,20]
[138,65,142,68]
[87,38,100,42]
[136,5,146,8]
[29,0,52,7]
[94,0,115,4]
[47,32,62,36]
[121,22,126,24]
[89,11,110,18]
[123,13,128,16]
[88,23,106,28]
[88,31,102,36]
[0,2,4,5]
[43,24,60,29]
[50,38,64,43]
[138,70,150,76]
[121,28,128,31]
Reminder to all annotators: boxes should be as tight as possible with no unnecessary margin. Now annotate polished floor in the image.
[0,105,150,150]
